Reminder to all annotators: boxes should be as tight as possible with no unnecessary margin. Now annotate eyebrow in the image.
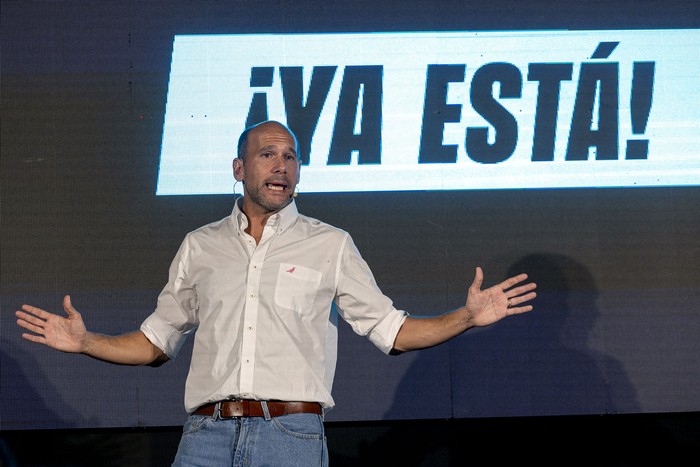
[259,144,297,156]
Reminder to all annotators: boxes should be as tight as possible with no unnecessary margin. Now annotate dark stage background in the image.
[1,0,699,465]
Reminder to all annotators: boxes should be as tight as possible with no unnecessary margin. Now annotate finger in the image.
[21,332,47,344]
[15,311,46,327]
[507,304,534,315]
[20,304,51,319]
[508,291,537,308]
[17,318,46,335]
[15,311,46,325]
[520,291,538,303]
[63,295,77,316]
[505,282,538,298]
[470,266,484,291]
[500,273,530,291]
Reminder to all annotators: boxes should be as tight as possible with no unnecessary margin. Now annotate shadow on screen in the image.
[348,253,645,466]
[0,339,83,430]
[450,252,639,417]
[0,336,156,466]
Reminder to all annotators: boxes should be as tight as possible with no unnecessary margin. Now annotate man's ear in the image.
[233,158,244,182]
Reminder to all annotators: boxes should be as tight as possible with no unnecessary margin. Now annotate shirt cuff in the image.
[140,313,190,360]
[367,308,409,354]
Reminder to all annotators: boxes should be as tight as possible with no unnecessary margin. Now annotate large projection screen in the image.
[1,0,699,430]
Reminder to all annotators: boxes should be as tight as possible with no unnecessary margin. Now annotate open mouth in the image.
[266,182,288,192]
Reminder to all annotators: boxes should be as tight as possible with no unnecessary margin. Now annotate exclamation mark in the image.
[626,61,655,159]
[246,67,275,128]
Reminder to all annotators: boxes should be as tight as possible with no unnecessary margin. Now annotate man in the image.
[15,120,537,466]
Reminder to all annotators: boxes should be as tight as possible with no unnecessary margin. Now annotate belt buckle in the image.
[216,399,247,418]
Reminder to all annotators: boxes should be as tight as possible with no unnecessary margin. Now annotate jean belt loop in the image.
[260,401,272,421]
[214,401,222,421]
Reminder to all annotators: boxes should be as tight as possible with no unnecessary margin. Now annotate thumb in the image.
[63,295,77,316]
[470,266,484,292]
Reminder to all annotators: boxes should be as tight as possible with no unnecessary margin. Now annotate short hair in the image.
[236,120,299,160]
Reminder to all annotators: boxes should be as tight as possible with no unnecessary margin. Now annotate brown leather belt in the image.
[193,400,322,418]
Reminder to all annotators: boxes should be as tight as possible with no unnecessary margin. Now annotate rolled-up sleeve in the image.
[334,235,408,354]
[140,237,199,359]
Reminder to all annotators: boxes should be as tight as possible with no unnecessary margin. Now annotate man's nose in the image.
[272,156,287,173]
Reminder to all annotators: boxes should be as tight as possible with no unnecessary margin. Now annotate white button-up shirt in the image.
[140,199,407,413]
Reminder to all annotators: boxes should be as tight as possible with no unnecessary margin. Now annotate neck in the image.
[240,198,287,244]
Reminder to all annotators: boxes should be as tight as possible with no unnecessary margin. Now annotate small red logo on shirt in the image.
[286,267,296,273]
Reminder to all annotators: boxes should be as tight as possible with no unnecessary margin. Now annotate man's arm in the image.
[15,295,168,366]
[392,267,536,353]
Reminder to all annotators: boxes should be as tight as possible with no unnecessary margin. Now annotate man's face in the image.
[234,123,301,216]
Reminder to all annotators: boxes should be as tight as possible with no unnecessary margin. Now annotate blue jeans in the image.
[171,402,328,467]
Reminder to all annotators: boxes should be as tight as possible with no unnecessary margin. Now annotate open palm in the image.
[465,267,536,327]
[16,295,86,353]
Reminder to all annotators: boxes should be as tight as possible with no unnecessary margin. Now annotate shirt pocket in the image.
[274,263,322,313]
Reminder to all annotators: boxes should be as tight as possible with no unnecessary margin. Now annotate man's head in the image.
[233,121,301,216]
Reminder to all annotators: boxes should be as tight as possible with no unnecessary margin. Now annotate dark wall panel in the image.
[1,0,698,430]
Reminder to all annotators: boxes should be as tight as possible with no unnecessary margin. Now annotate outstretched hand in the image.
[466,266,537,328]
[16,295,87,353]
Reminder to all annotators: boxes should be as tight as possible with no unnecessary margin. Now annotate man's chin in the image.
[243,190,294,214]
[261,195,293,212]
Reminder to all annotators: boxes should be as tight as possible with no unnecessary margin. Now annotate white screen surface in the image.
[156,29,700,195]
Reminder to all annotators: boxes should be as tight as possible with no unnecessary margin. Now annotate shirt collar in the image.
[232,197,299,236]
